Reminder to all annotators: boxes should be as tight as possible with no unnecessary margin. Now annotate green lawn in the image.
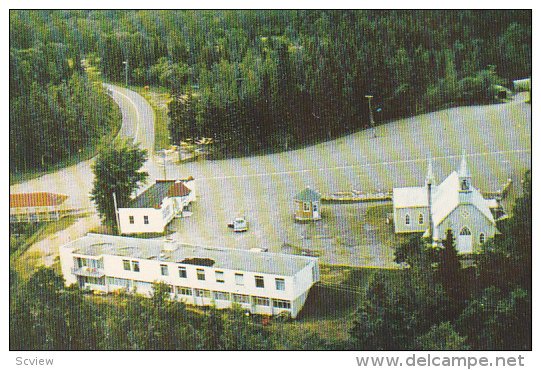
[10,217,79,279]
[270,265,401,342]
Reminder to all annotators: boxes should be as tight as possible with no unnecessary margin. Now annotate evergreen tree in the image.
[90,140,148,228]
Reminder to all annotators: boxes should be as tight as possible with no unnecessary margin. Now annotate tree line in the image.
[9,12,120,174]
[10,171,531,350]
[10,10,531,159]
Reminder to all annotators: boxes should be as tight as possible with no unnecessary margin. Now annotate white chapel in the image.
[392,154,499,253]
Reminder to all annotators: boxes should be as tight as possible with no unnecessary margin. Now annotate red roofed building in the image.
[10,192,69,223]
[117,178,196,234]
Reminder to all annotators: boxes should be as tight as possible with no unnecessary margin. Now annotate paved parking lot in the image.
[164,95,531,267]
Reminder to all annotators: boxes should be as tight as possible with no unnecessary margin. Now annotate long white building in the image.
[60,234,320,318]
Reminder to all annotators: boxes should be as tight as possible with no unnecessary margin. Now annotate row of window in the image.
[158,264,286,291]
[128,215,149,224]
[75,257,104,269]
[403,216,487,244]
[123,259,140,272]
[174,286,291,308]
[405,213,424,225]
[93,278,293,310]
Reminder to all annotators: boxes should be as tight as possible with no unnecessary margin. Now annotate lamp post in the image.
[122,60,128,87]
[365,95,376,138]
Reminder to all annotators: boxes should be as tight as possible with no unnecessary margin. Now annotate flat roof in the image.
[66,234,316,277]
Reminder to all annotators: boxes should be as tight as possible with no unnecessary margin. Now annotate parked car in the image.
[228,216,248,232]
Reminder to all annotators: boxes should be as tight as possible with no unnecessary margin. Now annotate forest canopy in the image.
[10,10,531,160]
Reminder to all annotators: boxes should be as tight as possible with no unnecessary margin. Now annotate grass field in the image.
[10,217,78,279]
[270,265,401,343]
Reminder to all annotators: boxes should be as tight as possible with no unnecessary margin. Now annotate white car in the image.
[228,217,248,232]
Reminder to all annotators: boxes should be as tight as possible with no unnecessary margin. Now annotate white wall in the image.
[118,195,192,234]
[61,246,318,318]
[118,207,164,234]
[436,204,496,253]
[393,206,429,233]
[60,242,78,286]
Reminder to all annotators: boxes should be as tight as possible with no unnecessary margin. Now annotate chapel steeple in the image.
[458,151,472,193]
[425,158,435,187]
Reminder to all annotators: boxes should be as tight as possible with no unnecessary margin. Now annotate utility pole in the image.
[365,95,376,138]
[162,150,167,181]
[123,60,128,87]
[112,192,121,235]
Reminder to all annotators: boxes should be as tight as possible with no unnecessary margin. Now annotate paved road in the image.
[11,84,157,271]
[10,84,156,209]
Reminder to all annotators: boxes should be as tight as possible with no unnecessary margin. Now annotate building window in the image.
[303,202,310,212]
[129,216,134,224]
[132,261,140,272]
[143,215,149,224]
[215,271,225,283]
[232,293,250,304]
[460,227,471,235]
[197,269,205,281]
[195,288,211,298]
[235,273,244,286]
[106,277,130,287]
[178,266,187,278]
[275,278,285,291]
[160,264,169,276]
[462,179,469,190]
[214,291,230,301]
[253,296,270,306]
[272,299,291,309]
[123,260,131,271]
[313,202,318,212]
[176,286,192,296]
[418,213,424,225]
[479,233,485,244]
[405,214,410,225]
[255,275,265,288]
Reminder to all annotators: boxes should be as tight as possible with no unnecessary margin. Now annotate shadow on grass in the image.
[297,267,401,321]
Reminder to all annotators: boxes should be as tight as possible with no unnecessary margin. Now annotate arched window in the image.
[405,214,410,225]
[461,179,469,190]
[418,213,424,225]
[479,233,485,244]
[460,227,471,235]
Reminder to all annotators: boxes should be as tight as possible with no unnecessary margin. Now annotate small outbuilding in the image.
[294,187,321,221]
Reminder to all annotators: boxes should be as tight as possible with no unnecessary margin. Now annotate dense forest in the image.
[9,13,121,174]
[10,10,531,160]
[10,171,531,350]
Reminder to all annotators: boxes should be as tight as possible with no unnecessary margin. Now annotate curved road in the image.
[10,84,156,210]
